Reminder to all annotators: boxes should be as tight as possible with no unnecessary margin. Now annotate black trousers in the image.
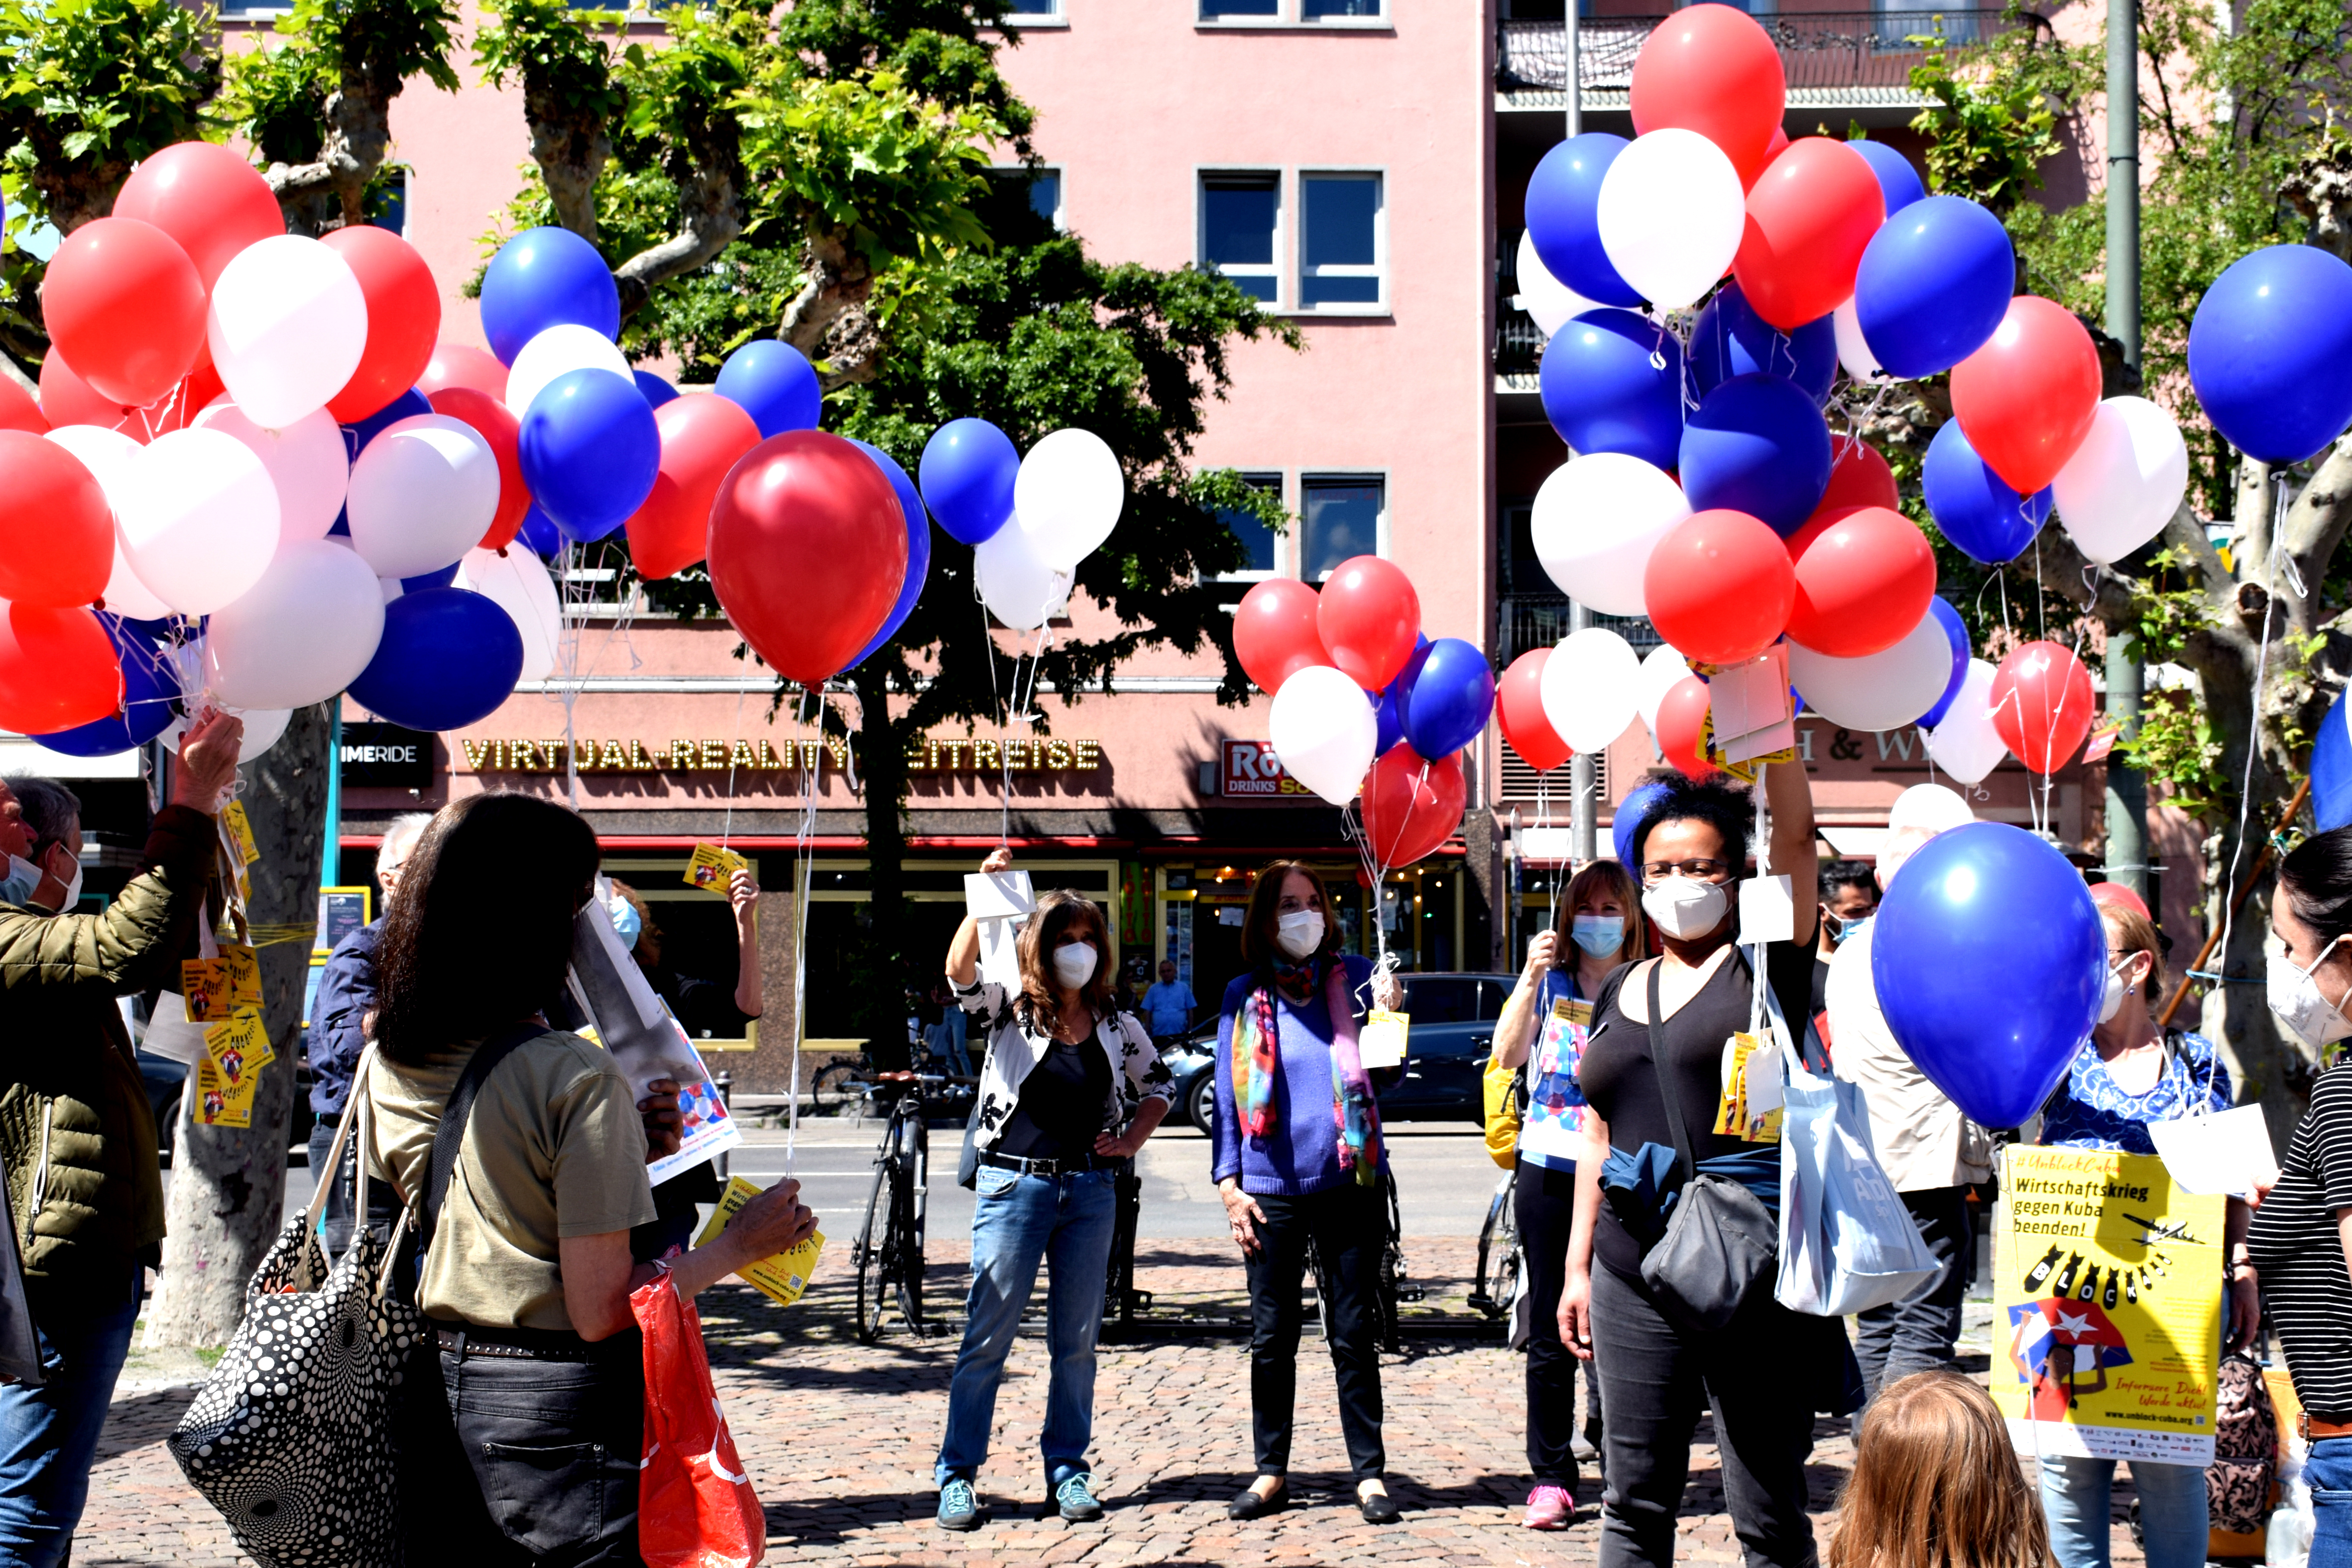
[1243,1182,1386,1481]
[1518,1163,1604,1490]
[1591,1262,1818,1568]
[1853,1185,1974,1400]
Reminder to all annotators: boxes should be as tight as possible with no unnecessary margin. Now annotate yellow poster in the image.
[1992,1145,2224,1464]
[694,1175,824,1307]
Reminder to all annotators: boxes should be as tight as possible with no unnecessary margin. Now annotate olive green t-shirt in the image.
[367,1029,657,1332]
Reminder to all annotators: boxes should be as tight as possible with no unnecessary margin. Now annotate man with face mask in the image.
[0,712,241,1568]
[0,779,87,916]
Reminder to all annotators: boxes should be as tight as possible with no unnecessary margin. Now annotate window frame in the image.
[1196,167,1284,309]
[1197,0,1389,25]
[989,162,1066,231]
[1209,470,1288,584]
[996,0,1069,24]
[1295,167,1387,315]
[1296,470,1390,580]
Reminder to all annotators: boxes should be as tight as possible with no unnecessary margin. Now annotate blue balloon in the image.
[30,614,179,756]
[400,562,461,595]
[517,502,562,558]
[349,588,526,732]
[1872,821,2104,1128]
[1401,638,1493,760]
[1916,599,1972,729]
[1853,195,2014,378]
[842,438,933,670]
[1524,133,1643,309]
[1612,778,1674,870]
[1847,140,1926,216]
[2187,244,2352,466]
[1922,418,2051,564]
[518,368,661,543]
[1678,373,1833,536]
[2315,687,2352,834]
[478,227,621,366]
[1539,309,1685,470]
[1373,635,1430,757]
[919,418,1020,545]
[1689,283,1837,405]
[633,369,680,409]
[713,341,821,439]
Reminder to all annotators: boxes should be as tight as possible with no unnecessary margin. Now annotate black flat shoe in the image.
[1358,1487,1402,1523]
[1228,1482,1288,1520]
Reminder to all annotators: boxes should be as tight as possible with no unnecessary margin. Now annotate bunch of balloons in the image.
[1233,560,1492,867]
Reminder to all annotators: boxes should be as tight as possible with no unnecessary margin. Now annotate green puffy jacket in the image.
[0,805,216,1310]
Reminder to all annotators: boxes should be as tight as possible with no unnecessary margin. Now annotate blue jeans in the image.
[2311,1436,2352,1568]
[0,1274,141,1568]
[2039,1452,2210,1568]
[935,1166,1116,1491]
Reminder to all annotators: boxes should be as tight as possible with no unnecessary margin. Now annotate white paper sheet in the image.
[966,870,1036,989]
[1738,873,1796,945]
[2147,1105,2279,1200]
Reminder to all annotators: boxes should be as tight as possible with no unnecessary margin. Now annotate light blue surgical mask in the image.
[1569,914,1624,958]
[0,855,41,909]
[606,891,642,945]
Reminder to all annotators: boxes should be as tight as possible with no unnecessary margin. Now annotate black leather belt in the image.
[433,1321,635,1362]
[981,1150,1115,1178]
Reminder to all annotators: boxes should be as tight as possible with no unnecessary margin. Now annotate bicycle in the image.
[1307,1167,1422,1353]
[1101,1159,1153,1325]
[1468,1164,1522,1323]
[850,1071,944,1343]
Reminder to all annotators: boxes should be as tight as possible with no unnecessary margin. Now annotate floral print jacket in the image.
[954,977,1176,1156]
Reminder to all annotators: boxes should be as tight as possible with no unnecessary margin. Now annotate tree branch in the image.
[778,231,881,388]
[2282,435,2352,611]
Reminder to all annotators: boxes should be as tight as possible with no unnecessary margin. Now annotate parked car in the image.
[1159,971,1517,1134]
[138,1049,186,1157]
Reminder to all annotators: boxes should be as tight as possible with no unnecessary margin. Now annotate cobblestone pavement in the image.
[80,1238,2149,1568]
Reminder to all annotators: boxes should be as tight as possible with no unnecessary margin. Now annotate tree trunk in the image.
[779,232,882,390]
[853,662,910,1054]
[145,705,333,1346]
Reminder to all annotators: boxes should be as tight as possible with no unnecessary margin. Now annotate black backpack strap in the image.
[418,1022,545,1263]
[1646,962,1698,1184]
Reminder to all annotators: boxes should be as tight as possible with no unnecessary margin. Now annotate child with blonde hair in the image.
[1826,1372,2054,1568]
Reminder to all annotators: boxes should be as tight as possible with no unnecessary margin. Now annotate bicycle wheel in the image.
[1470,1179,1513,1320]
[1307,1237,1337,1342]
[894,1116,926,1331]
[813,1060,862,1115]
[1375,1173,1407,1352]
[853,1141,897,1344]
[1482,1180,1523,1325]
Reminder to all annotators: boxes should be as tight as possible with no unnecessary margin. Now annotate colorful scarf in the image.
[1230,957,1384,1186]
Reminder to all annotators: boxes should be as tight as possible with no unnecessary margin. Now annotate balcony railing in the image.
[1496,10,2030,106]
[1498,595,1663,667]
[1496,231,1546,378]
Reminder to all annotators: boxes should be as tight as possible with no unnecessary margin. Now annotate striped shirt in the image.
[2248,1066,2352,1421]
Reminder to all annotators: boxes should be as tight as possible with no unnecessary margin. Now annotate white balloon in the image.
[506,325,634,422]
[1833,297,1884,382]
[1637,642,1692,736]
[207,236,368,430]
[1515,229,1598,338]
[1014,428,1125,573]
[115,428,280,615]
[345,414,502,580]
[205,540,385,709]
[1268,665,1378,807]
[1538,626,1641,753]
[2053,396,2189,566]
[44,425,169,620]
[1594,129,1746,312]
[1885,782,1976,837]
[162,700,292,763]
[193,400,350,547]
[1531,453,1692,616]
[974,521,1070,631]
[457,546,563,684]
[1788,608,1955,733]
[1922,659,2008,785]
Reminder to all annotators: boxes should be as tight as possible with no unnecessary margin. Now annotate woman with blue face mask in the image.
[1489,858,1645,1529]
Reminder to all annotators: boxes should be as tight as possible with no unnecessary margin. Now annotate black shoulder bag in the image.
[1637,959,1779,1334]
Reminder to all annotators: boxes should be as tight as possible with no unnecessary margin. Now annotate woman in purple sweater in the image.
[1213,861,1404,1524]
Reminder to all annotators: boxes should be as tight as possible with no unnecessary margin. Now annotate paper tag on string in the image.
[1738,873,1796,945]
[220,943,262,1008]
[221,801,260,866]
[694,1176,825,1307]
[1713,1032,1784,1142]
[1358,1011,1410,1070]
[683,842,750,893]
[2082,722,2121,765]
[181,959,233,1022]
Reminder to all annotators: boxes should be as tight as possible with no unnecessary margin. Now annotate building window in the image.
[1200,172,1280,303]
[1300,475,1384,579]
[1200,0,1280,15]
[1004,0,1060,12]
[368,167,410,237]
[1299,172,1383,310]
[1213,472,1284,580]
[985,166,1063,235]
[1302,0,1383,14]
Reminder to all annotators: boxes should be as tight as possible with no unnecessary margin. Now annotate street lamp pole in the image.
[2103,0,2148,900]
[1565,3,1599,866]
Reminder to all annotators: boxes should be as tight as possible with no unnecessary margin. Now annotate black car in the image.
[1158,971,1518,1133]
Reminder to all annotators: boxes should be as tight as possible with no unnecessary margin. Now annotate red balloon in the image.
[0,603,120,733]
[1234,578,1330,693]
[1654,676,1720,780]
[1361,746,1466,869]
[417,343,510,403]
[2090,881,2151,921]
[1642,509,1796,667]
[707,430,907,686]
[37,351,216,441]
[324,227,442,423]
[111,142,284,293]
[427,387,531,550]
[1750,125,1791,191]
[0,378,45,436]
[1630,5,1787,185]
[1990,640,2096,774]
[1734,138,1884,331]
[41,218,205,409]
[1820,436,1898,514]
[0,434,111,607]
[627,394,763,580]
[1786,505,1936,657]
[1497,648,1572,772]
[1316,556,1421,691]
[1784,502,1854,562]
[1950,296,2103,495]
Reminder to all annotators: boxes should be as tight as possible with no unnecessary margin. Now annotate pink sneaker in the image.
[1523,1484,1573,1530]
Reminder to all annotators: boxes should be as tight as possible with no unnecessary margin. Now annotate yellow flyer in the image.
[683,842,750,892]
[181,959,233,1022]
[220,943,263,1008]
[221,801,260,866]
[1992,1145,2225,1464]
[694,1175,824,1307]
[192,1057,252,1129]
[205,1010,273,1087]
[1358,1011,1409,1071]
[1712,1032,1783,1142]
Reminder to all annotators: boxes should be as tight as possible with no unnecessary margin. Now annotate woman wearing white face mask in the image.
[1214,860,1407,1524]
[935,848,1175,1532]
[1489,858,1645,1528]
[2032,903,2247,1568]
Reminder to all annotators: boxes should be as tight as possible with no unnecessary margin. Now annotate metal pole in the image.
[2102,0,2146,900]
[1563,0,1581,139]
[322,705,342,888]
[1570,602,1597,863]
[2103,634,2147,899]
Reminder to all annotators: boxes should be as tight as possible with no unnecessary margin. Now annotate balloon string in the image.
[720,689,744,852]
[786,684,818,1181]
[2210,475,2289,1026]
[977,590,1007,848]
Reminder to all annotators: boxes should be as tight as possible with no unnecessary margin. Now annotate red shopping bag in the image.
[633,1264,765,1568]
